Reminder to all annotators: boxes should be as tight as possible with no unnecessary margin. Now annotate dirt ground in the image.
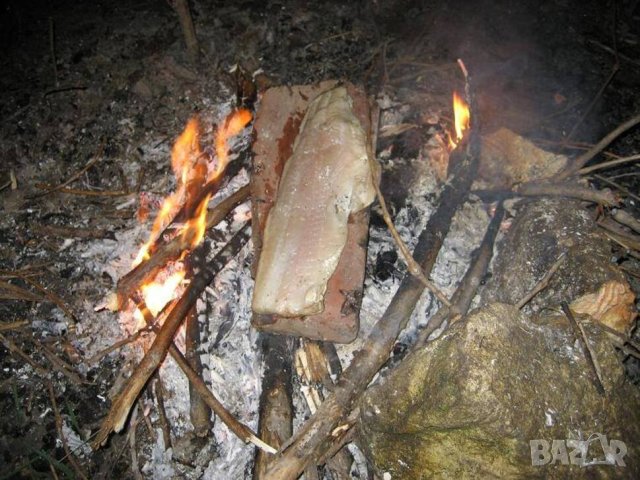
[1,0,639,478]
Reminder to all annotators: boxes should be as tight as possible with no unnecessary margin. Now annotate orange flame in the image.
[132,118,204,267]
[448,91,470,149]
[128,109,252,331]
[211,109,253,181]
[182,193,212,248]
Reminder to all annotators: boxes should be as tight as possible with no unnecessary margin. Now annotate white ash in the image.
[199,237,262,477]
[141,429,176,480]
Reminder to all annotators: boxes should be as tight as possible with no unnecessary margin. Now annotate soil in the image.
[1,0,639,478]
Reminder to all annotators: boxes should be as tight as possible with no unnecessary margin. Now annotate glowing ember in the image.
[142,271,186,316]
[448,91,470,149]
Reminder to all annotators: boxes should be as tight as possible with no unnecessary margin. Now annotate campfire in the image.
[2,1,640,479]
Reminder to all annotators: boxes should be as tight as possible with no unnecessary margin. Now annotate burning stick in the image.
[93,224,273,451]
[112,184,249,310]
[111,109,252,311]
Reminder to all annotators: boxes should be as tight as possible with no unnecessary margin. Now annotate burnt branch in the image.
[93,223,252,448]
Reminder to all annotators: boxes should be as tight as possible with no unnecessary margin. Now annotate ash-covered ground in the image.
[1,0,639,478]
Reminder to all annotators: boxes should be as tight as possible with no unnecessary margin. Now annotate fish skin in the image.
[252,86,375,317]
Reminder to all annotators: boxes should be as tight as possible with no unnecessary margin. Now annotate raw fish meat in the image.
[252,86,375,317]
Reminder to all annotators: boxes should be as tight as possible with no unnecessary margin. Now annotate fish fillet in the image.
[252,86,375,317]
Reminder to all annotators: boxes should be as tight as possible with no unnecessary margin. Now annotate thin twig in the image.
[578,154,640,175]
[0,280,47,302]
[87,326,153,365]
[557,114,640,180]
[598,220,640,250]
[516,253,566,309]
[604,231,640,259]
[367,104,451,307]
[612,209,640,233]
[31,224,115,240]
[129,407,144,480]
[34,139,105,196]
[16,274,77,324]
[0,320,29,332]
[34,185,132,197]
[154,376,172,449]
[0,333,50,377]
[47,382,88,480]
[595,321,640,353]
[591,174,640,203]
[515,182,618,206]
[562,13,619,149]
[561,302,606,395]
[39,343,86,385]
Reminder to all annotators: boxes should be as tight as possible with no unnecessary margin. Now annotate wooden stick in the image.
[31,139,105,199]
[0,280,47,302]
[254,334,294,479]
[561,60,619,149]
[561,302,606,395]
[604,232,640,259]
[366,103,451,307]
[47,382,88,480]
[87,327,152,365]
[154,376,172,449]
[592,174,640,203]
[93,224,251,447]
[416,201,505,345]
[17,274,77,325]
[264,125,479,479]
[34,185,131,197]
[31,224,115,240]
[169,0,199,63]
[0,333,50,377]
[515,182,618,206]
[112,184,249,310]
[40,343,85,385]
[578,154,640,175]
[557,114,640,180]
[185,300,211,436]
[516,253,566,310]
[598,219,640,250]
[612,209,640,234]
[0,320,29,332]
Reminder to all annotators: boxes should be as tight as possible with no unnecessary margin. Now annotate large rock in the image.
[480,198,625,312]
[358,302,640,478]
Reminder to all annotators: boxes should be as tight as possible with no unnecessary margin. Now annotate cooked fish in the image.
[252,86,375,317]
